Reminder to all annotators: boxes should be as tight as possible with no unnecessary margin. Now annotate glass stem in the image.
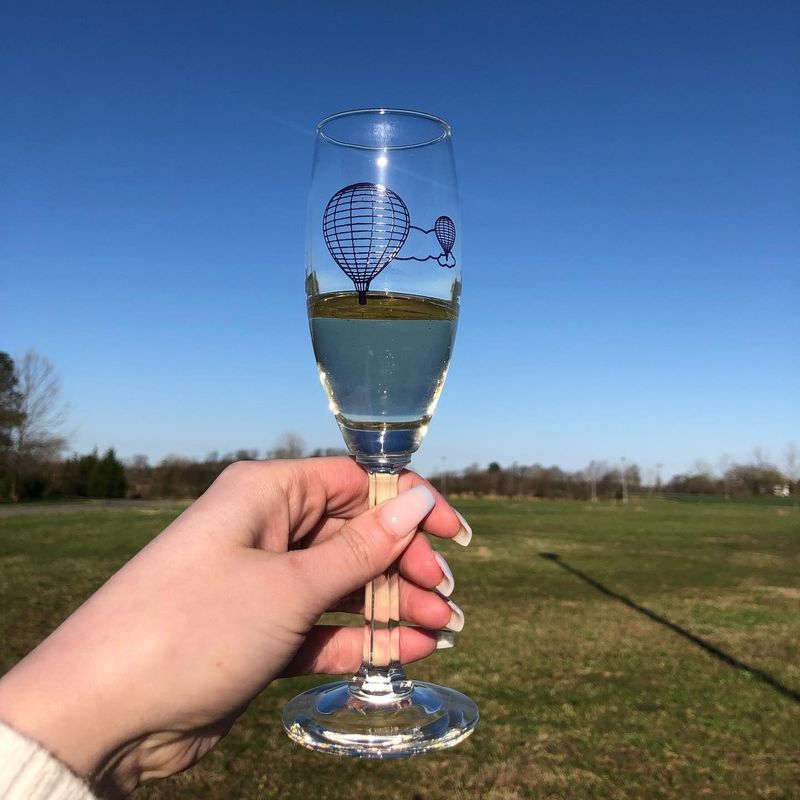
[349,470,412,701]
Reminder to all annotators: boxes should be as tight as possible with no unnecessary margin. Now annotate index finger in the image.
[283,458,471,547]
[398,471,472,546]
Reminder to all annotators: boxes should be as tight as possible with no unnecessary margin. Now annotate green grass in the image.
[1,499,799,799]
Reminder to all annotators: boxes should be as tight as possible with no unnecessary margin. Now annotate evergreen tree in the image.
[0,353,23,499]
[87,449,127,498]
[0,353,23,447]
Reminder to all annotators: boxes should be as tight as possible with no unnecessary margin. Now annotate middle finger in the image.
[331,578,463,632]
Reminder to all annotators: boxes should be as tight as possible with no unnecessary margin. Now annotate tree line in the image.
[1,350,797,502]
[122,437,346,500]
[428,455,797,500]
[8,448,797,505]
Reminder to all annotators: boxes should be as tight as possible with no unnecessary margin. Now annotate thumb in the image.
[298,485,435,612]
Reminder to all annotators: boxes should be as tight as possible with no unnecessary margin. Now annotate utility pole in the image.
[621,456,629,505]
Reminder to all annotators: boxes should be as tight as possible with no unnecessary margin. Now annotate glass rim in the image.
[316,108,451,151]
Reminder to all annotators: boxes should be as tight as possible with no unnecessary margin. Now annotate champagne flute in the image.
[282,108,478,757]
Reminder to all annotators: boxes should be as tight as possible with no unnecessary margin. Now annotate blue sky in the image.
[2,1,798,479]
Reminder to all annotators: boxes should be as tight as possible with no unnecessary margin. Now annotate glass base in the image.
[282,680,479,758]
[337,419,425,472]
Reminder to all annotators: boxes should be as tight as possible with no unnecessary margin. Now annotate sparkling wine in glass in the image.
[282,108,478,758]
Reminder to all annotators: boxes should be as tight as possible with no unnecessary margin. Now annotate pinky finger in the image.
[281,625,454,678]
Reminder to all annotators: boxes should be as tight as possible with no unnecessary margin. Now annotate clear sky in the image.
[2,1,798,479]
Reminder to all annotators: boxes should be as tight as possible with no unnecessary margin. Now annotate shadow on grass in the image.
[538,552,800,705]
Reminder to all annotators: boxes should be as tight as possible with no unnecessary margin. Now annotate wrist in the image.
[0,636,141,794]
[0,719,97,800]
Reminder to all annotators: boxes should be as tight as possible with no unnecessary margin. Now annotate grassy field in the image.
[1,498,799,799]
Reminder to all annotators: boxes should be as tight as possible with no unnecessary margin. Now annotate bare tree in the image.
[585,460,607,502]
[233,448,260,461]
[692,458,714,477]
[718,453,733,499]
[620,456,629,504]
[9,351,69,501]
[785,442,799,484]
[752,446,770,468]
[269,431,306,460]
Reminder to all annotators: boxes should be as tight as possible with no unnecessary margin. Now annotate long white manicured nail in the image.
[436,631,455,650]
[444,598,465,632]
[453,510,472,547]
[379,485,436,538]
[433,551,455,596]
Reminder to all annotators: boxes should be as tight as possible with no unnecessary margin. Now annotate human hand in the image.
[0,458,471,797]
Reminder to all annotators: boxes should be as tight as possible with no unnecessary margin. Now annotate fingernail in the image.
[453,510,472,547]
[379,485,435,539]
[433,551,455,596]
[444,598,465,632]
[436,631,455,650]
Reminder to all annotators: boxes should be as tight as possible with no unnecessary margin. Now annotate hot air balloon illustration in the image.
[433,215,456,268]
[322,182,410,304]
[434,216,456,255]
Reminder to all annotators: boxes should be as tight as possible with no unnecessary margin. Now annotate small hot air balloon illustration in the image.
[322,182,410,304]
[433,215,457,268]
[434,216,456,255]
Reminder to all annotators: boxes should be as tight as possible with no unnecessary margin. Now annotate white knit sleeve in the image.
[0,720,96,800]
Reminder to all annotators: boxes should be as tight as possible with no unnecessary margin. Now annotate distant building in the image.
[773,484,791,497]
